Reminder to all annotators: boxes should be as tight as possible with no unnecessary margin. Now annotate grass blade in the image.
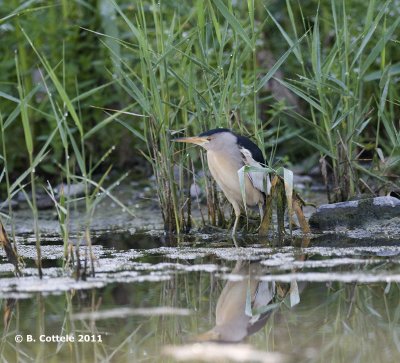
[21,28,84,137]
[213,0,252,49]
[361,17,400,76]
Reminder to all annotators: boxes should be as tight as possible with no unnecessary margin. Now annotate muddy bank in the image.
[2,181,400,245]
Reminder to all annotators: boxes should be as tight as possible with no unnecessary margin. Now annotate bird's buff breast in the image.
[207,151,262,207]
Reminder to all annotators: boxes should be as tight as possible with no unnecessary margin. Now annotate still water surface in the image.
[1,234,400,362]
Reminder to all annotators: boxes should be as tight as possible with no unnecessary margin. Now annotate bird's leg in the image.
[232,234,239,248]
[231,202,241,238]
[258,202,264,220]
[255,201,265,233]
[232,214,240,237]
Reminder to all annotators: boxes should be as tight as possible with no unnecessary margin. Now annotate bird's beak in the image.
[173,136,209,146]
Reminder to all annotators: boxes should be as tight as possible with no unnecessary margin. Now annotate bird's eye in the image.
[207,137,212,141]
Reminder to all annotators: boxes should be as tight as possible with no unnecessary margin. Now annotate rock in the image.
[16,191,27,202]
[36,195,54,210]
[293,175,313,185]
[15,191,54,210]
[15,183,88,210]
[55,182,87,198]
[293,175,313,190]
[190,183,202,198]
[0,199,19,211]
[309,196,400,231]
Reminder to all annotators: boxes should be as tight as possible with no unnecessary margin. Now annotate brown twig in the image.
[0,222,21,276]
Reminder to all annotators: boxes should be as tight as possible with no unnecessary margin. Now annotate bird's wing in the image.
[239,147,271,195]
[247,281,276,335]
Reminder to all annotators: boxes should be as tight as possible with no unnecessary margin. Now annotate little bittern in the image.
[174,128,268,236]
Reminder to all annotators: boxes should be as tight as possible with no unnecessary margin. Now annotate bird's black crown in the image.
[199,128,231,137]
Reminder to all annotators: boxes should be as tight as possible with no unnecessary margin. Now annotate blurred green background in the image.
[1,0,399,194]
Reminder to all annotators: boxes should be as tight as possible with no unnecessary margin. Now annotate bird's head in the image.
[173,128,236,151]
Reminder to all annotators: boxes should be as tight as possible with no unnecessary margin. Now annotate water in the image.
[1,232,400,363]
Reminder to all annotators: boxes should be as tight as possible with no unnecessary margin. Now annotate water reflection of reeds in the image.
[1,258,400,362]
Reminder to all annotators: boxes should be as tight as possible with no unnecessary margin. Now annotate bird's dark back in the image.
[236,135,265,165]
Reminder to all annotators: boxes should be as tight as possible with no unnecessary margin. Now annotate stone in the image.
[309,196,400,231]
[0,199,19,211]
[55,182,87,198]
[190,183,202,198]
[15,191,54,210]
[36,195,54,210]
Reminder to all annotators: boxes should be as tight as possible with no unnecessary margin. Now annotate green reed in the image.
[0,22,135,280]
[16,53,43,278]
[102,0,300,233]
[0,113,18,264]
[276,0,400,201]
[1,0,398,240]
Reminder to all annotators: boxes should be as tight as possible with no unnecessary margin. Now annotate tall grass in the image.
[0,113,18,265]
[20,36,136,277]
[86,0,400,235]
[272,0,400,202]
[0,21,136,279]
[1,0,399,242]
[97,0,306,233]
[16,53,43,278]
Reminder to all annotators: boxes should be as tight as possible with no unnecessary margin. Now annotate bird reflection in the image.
[197,260,289,343]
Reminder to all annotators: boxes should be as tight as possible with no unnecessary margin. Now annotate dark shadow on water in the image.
[34,224,400,252]
[311,233,400,247]
[92,230,185,249]
[23,259,62,269]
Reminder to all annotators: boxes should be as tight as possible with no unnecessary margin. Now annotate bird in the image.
[174,128,269,237]
[196,261,276,342]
